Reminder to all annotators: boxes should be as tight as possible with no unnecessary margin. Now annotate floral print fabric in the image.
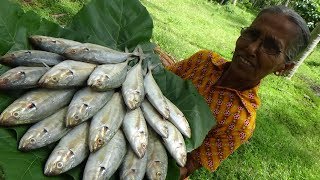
[167,50,261,172]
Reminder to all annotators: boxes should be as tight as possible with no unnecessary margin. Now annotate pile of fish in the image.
[0,35,191,180]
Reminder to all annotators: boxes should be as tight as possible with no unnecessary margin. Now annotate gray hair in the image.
[257,5,311,62]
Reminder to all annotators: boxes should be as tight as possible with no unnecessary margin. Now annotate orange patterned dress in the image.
[167,50,261,172]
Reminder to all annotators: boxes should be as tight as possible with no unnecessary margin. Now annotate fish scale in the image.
[44,122,89,176]
[122,59,145,110]
[0,89,75,126]
[66,87,114,127]
[0,66,48,89]
[89,92,126,152]
[83,130,127,180]
[38,60,97,88]
[122,107,148,158]
[87,61,128,91]
[18,107,70,151]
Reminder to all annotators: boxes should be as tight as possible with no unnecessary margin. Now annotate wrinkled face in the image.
[230,13,300,81]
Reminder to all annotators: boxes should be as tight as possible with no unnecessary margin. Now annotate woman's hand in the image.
[154,46,176,68]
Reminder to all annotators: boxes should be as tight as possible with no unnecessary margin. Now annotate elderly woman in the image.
[159,5,311,179]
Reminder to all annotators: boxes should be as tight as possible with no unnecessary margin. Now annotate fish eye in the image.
[97,138,103,145]
[56,161,63,169]
[25,51,32,54]
[74,115,79,120]
[131,169,136,173]
[156,172,162,176]
[71,49,76,54]
[52,40,57,43]
[84,48,90,51]
[52,77,58,81]
[30,138,35,143]
[12,112,19,118]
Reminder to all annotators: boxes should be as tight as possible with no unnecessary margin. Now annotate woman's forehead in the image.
[250,13,300,47]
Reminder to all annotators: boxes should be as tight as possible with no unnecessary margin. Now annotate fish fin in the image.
[125,47,129,53]
[147,60,161,74]
[41,62,50,70]
[133,45,148,62]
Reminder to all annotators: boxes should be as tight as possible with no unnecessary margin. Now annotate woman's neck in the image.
[215,68,259,91]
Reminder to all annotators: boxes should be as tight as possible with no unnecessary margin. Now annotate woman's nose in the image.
[245,38,262,58]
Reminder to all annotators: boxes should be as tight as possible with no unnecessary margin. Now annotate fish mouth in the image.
[0,113,17,126]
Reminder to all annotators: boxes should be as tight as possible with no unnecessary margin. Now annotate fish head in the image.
[66,104,90,127]
[44,149,75,176]
[29,35,44,45]
[175,143,187,167]
[134,130,148,158]
[121,169,139,179]
[0,102,37,126]
[84,166,107,180]
[0,70,26,87]
[125,90,143,109]
[40,69,74,87]
[148,160,166,180]
[0,53,16,64]
[89,75,109,90]
[89,126,109,152]
[18,128,48,151]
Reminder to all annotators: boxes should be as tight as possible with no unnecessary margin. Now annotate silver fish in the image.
[144,70,169,119]
[165,97,191,138]
[0,66,48,89]
[162,122,187,167]
[87,61,128,91]
[66,87,114,127]
[119,147,147,180]
[44,122,89,176]
[83,130,126,180]
[38,60,96,88]
[0,89,75,126]
[29,35,82,55]
[122,60,144,110]
[146,130,168,180]
[122,107,148,158]
[63,43,137,64]
[89,92,125,152]
[141,100,168,138]
[18,107,69,151]
[0,50,64,67]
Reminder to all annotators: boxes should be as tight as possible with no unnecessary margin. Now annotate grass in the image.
[16,0,320,179]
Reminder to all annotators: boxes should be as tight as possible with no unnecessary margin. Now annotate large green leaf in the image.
[67,0,153,51]
[153,68,216,152]
[0,0,216,179]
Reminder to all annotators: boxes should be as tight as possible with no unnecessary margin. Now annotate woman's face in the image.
[230,13,299,81]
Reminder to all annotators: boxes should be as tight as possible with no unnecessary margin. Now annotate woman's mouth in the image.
[239,56,254,67]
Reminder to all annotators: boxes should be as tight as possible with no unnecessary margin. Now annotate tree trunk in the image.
[287,23,320,79]
[232,0,237,5]
[285,0,290,6]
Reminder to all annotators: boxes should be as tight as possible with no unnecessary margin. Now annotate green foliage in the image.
[292,0,320,31]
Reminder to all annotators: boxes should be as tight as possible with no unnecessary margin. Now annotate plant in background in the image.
[292,0,320,31]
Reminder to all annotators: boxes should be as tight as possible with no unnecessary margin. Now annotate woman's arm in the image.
[154,45,176,68]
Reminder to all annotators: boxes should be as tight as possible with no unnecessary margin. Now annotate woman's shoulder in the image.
[190,50,227,66]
